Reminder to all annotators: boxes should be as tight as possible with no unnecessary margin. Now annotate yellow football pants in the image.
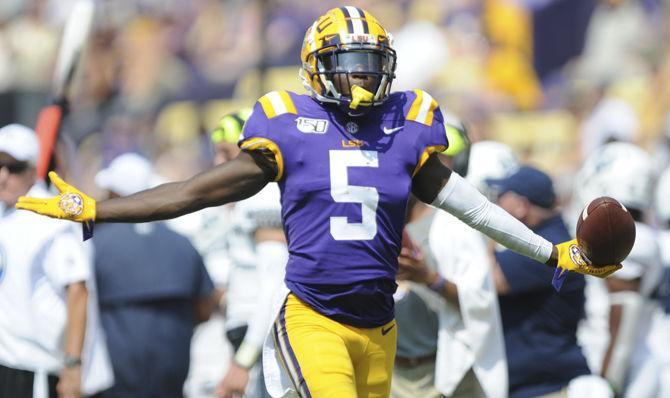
[272,293,397,398]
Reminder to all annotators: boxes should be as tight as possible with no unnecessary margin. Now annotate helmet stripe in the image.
[309,21,318,52]
[345,6,365,35]
[339,7,355,34]
[354,7,369,33]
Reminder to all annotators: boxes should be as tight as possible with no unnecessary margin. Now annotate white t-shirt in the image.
[0,184,112,394]
[428,211,508,398]
[225,184,282,330]
[579,222,662,394]
[167,205,233,287]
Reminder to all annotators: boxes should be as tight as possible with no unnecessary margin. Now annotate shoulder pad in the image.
[405,89,439,126]
[258,90,297,119]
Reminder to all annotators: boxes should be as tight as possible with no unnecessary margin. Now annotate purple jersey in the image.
[240,90,449,327]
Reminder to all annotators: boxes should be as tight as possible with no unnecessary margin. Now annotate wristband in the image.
[428,274,447,293]
[63,354,81,368]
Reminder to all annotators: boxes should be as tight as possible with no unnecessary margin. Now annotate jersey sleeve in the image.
[404,90,450,176]
[238,91,297,181]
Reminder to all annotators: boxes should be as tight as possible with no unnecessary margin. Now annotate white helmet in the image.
[656,167,670,225]
[466,141,519,196]
[575,142,654,212]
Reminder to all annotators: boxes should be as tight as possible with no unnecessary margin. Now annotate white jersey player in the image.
[0,124,113,397]
[574,142,663,397]
[648,167,670,398]
[184,109,287,398]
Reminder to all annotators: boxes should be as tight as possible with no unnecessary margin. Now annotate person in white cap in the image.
[0,124,113,398]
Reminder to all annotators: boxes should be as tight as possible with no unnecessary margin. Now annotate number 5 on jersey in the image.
[329,150,379,240]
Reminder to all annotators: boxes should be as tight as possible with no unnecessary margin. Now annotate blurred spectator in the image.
[0,124,112,398]
[530,0,596,80]
[579,95,638,160]
[92,153,216,398]
[393,20,449,92]
[394,139,510,398]
[483,0,542,110]
[577,0,655,83]
[652,113,670,172]
[575,143,663,397]
[489,166,610,397]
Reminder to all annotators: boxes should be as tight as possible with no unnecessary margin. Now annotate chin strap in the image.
[349,85,374,110]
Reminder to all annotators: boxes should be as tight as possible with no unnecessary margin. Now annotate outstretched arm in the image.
[16,150,275,224]
[411,154,620,278]
[412,154,555,263]
[98,150,272,222]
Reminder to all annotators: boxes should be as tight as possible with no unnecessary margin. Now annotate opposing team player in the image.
[210,110,287,398]
[575,142,663,396]
[17,7,622,398]
[650,167,670,397]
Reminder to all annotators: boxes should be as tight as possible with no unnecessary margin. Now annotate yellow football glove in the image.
[555,239,622,278]
[15,171,96,222]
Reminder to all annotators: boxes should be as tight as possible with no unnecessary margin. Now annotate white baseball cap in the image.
[0,124,39,165]
[95,153,159,196]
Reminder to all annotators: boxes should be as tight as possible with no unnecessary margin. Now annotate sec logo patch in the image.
[346,121,359,134]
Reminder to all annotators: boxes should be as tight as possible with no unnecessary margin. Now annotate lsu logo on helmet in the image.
[299,7,397,114]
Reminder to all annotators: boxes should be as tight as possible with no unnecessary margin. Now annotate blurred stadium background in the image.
[2,0,670,205]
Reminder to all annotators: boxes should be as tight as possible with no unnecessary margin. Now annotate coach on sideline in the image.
[0,124,112,398]
[92,153,216,398]
[489,166,611,398]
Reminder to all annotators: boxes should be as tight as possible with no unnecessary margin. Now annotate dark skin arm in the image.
[410,154,559,267]
[601,277,641,378]
[97,150,275,223]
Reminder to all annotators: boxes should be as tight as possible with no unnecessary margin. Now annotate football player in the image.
[651,166,670,397]
[211,109,287,398]
[17,7,621,398]
[575,142,663,396]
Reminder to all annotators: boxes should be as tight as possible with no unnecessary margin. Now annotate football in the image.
[576,197,636,266]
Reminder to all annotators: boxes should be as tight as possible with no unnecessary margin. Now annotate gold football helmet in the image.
[300,7,396,115]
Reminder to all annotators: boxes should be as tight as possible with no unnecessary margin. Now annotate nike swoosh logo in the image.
[382,126,403,135]
[381,323,396,335]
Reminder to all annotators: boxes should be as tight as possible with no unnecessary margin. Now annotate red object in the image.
[576,196,636,266]
[35,105,63,180]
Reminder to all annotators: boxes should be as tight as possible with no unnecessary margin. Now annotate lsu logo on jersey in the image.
[296,117,329,134]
